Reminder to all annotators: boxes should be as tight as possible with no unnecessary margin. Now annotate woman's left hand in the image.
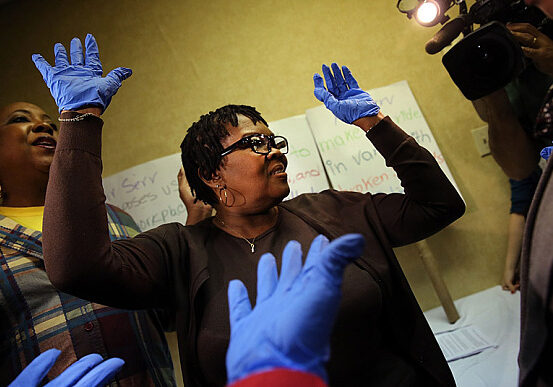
[508,23,553,78]
[32,34,132,113]
[313,63,380,124]
[178,167,212,225]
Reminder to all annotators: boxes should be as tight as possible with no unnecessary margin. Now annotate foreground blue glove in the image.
[313,63,380,124]
[9,348,124,387]
[32,34,132,113]
[226,234,365,384]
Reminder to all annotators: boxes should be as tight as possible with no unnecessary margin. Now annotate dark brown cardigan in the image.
[43,113,464,386]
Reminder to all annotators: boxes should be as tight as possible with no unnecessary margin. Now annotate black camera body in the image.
[438,0,551,100]
[443,21,524,100]
[468,0,545,26]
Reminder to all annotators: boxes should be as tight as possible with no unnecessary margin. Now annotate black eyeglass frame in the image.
[220,134,289,157]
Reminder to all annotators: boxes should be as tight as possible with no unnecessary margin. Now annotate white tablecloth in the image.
[424,286,520,387]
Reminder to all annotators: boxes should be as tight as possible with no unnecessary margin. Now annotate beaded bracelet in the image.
[58,113,98,122]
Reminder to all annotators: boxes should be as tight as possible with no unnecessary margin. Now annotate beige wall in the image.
[1,0,513,381]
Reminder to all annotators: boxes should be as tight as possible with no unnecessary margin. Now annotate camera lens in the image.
[441,21,525,100]
[467,37,514,82]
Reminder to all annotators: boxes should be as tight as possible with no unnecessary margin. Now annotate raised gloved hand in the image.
[226,233,365,384]
[9,348,124,387]
[313,63,380,124]
[32,34,132,113]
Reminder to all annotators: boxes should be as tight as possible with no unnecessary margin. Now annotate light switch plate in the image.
[471,125,491,157]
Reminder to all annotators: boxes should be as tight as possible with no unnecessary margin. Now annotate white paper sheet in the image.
[424,286,520,387]
[436,326,498,362]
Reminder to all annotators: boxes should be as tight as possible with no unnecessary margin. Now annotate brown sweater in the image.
[43,114,464,386]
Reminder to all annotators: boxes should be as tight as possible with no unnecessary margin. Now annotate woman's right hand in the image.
[31,34,132,114]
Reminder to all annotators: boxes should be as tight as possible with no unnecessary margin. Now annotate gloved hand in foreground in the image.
[9,348,124,387]
[32,34,132,113]
[314,63,380,124]
[226,233,365,384]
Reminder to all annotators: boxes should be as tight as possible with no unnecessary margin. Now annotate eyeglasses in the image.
[220,134,289,157]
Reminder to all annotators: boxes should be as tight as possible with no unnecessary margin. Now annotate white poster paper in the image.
[268,114,330,200]
[103,81,460,232]
[305,80,461,196]
[103,116,331,231]
[103,153,185,231]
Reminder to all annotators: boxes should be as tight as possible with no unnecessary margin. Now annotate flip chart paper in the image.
[305,80,461,196]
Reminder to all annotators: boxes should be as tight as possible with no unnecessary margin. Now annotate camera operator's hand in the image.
[508,23,553,78]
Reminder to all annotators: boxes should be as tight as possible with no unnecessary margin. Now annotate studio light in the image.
[416,1,441,25]
[396,0,551,100]
[397,0,453,27]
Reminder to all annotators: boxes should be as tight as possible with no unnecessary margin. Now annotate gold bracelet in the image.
[58,113,97,122]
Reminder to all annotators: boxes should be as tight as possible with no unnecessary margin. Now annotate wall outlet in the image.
[471,125,491,157]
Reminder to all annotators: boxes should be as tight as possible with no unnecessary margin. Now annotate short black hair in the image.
[180,104,268,206]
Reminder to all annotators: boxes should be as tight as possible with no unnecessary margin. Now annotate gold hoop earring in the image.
[218,185,235,207]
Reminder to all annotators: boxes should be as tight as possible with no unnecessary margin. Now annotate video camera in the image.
[424,0,553,100]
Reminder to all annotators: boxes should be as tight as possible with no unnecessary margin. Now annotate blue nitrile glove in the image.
[226,233,365,384]
[9,348,124,387]
[32,34,132,113]
[541,144,553,160]
[313,63,380,124]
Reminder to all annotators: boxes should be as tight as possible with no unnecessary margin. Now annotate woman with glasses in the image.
[37,34,464,386]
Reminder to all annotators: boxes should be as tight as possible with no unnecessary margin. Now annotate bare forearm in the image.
[353,111,385,133]
[473,90,539,179]
[505,213,525,270]
[67,107,102,116]
[502,212,525,292]
[488,114,540,180]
